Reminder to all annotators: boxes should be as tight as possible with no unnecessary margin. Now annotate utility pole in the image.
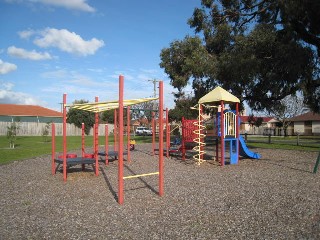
[148,79,160,112]
[148,79,160,98]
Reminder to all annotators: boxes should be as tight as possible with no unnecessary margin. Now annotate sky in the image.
[0,0,201,112]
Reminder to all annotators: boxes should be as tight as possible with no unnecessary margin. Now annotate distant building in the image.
[0,104,62,123]
[289,112,320,135]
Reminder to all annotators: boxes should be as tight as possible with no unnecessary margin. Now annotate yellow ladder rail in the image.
[123,171,159,179]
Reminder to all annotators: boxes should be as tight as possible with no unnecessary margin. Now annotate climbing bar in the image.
[123,172,159,180]
[170,125,180,133]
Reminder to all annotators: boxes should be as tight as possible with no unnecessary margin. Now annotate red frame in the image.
[52,75,165,204]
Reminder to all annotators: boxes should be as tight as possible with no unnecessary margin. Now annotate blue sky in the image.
[0,0,200,111]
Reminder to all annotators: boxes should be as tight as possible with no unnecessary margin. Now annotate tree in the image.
[247,114,263,134]
[160,0,320,113]
[42,122,51,142]
[101,110,114,123]
[168,95,199,122]
[6,121,19,149]
[67,99,95,135]
[265,95,309,136]
[248,114,263,128]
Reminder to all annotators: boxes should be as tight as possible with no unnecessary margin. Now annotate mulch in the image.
[0,143,319,239]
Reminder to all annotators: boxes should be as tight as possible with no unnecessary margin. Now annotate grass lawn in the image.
[0,135,153,165]
[0,135,319,165]
[245,135,320,151]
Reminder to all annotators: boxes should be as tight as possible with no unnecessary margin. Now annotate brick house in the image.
[289,112,320,135]
[0,104,62,123]
[0,104,63,136]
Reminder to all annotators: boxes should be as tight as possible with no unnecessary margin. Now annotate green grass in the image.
[0,135,154,165]
[246,142,319,151]
[245,135,320,152]
[0,135,319,165]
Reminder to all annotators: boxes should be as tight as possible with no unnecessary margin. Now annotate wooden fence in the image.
[0,122,114,136]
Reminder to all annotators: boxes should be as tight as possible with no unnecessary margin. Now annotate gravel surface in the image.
[0,143,319,239]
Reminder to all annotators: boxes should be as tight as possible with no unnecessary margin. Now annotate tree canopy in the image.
[67,99,95,135]
[160,0,320,113]
[168,95,199,122]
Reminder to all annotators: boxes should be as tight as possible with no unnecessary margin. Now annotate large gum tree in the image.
[160,0,320,113]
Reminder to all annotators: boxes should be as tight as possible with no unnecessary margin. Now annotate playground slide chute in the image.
[239,135,261,159]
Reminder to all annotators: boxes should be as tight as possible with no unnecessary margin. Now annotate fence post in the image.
[313,151,320,174]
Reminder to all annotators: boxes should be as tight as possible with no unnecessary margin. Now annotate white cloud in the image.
[34,28,104,56]
[0,81,43,105]
[6,0,95,12]
[0,59,17,74]
[7,46,53,60]
[18,29,36,39]
[41,69,68,79]
[30,0,95,12]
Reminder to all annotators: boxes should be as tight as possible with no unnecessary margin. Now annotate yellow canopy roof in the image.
[198,86,240,104]
[67,97,158,113]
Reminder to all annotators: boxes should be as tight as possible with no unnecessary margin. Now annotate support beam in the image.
[95,96,99,176]
[220,100,224,167]
[159,81,164,196]
[51,123,55,175]
[152,112,155,156]
[105,124,109,165]
[127,106,131,162]
[63,94,67,181]
[118,75,124,204]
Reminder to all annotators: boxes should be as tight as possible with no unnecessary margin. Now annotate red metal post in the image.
[81,123,85,157]
[167,124,171,157]
[113,109,118,151]
[159,81,164,196]
[51,122,55,175]
[105,124,109,165]
[182,117,186,161]
[114,109,117,151]
[118,75,124,204]
[166,108,169,158]
[220,101,224,166]
[152,112,155,156]
[215,115,219,162]
[127,106,131,162]
[236,102,240,164]
[95,96,99,176]
[63,94,67,181]
[81,122,85,171]
[93,123,96,163]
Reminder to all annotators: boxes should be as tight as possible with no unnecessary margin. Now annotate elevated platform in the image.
[54,157,95,166]
[98,150,128,160]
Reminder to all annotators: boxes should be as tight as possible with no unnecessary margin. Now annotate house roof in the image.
[240,116,275,123]
[289,112,320,121]
[0,104,62,117]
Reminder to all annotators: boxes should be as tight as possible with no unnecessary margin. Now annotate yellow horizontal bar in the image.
[123,172,159,179]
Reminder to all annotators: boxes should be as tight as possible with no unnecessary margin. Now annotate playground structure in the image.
[51,75,165,204]
[176,86,260,165]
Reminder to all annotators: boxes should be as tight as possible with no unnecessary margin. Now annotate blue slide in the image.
[239,135,261,159]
